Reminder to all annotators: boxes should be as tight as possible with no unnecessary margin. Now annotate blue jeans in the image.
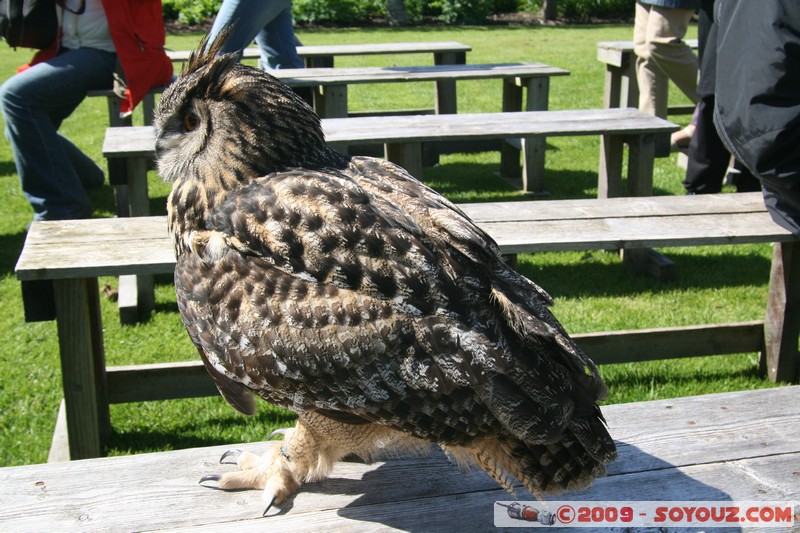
[208,0,304,70]
[0,47,117,220]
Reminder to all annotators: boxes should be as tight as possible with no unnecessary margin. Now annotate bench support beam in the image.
[762,241,800,382]
[499,77,551,192]
[53,278,110,460]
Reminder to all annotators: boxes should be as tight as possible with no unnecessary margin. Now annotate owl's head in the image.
[155,31,337,188]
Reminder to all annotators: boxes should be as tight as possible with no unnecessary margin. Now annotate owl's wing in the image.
[175,158,604,444]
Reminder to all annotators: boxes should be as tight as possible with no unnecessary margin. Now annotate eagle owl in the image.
[155,34,616,513]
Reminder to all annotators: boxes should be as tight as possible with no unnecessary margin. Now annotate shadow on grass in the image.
[0,230,26,277]
[149,194,170,217]
[0,160,17,176]
[518,249,772,299]
[107,407,298,455]
[424,160,602,201]
[424,158,677,201]
[107,427,236,454]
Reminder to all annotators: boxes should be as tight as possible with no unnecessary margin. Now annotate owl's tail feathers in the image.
[460,416,616,496]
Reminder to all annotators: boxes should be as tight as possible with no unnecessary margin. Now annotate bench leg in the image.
[431,56,458,167]
[500,79,524,178]
[105,96,132,128]
[762,241,800,382]
[434,51,466,66]
[602,66,624,109]
[625,133,655,196]
[385,142,423,179]
[434,79,457,115]
[598,134,625,199]
[620,54,640,109]
[115,157,155,324]
[53,278,110,460]
[142,92,157,126]
[304,57,334,68]
[433,50,461,114]
[521,135,546,194]
[616,134,677,281]
[314,84,348,119]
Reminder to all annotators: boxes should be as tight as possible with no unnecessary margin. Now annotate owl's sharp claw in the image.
[267,428,290,440]
[219,448,242,464]
[263,494,277,517]
[199,474,222,487]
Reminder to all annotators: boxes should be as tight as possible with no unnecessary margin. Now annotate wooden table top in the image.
[0,386,797,531]
[15,193,792,281]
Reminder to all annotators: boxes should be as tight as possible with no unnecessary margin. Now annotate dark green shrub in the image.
[293,0,383,24]
[433,0,493,24]
[160,0,635,26]
[518,0,634,19]
[162,0,222,25]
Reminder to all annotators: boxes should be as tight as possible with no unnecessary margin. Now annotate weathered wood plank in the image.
[98,321,764,404]
[106,362,217,403]
[596,40,699,66]
[460,192,770,222]
[1,387,796,531]
[763,241,800,382]
[52,279,108,460]
[103,109,676,160]
[15,194,793,281]
[576,321,764,364]
[90,63,567,101]
[166,41,472,63]
[272,62,569,87]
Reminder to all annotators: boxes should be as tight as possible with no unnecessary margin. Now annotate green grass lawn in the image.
[0,23,787,467]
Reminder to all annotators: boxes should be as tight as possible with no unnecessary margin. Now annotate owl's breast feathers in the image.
[173,157,606,446]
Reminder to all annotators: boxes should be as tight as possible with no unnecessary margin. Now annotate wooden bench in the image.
[1,386,797,530]
[167,40,472,69]
[597,39,699,118]
[104,108,677,203]
[90,61,566,128]
[92,42,472,127]
[89,62,568,129]
[14,192,800,460]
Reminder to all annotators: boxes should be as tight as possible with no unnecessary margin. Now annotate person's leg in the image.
[61,135,105,189]
[683,95,729,193]
[635,3,698,116]
[731,160,761,193]
[633,3,661,115]
[0,47,116,220]
[208,0,297,65]
[256,4,303,69]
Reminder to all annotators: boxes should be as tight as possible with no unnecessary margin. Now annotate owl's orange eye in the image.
[183,111,199,132]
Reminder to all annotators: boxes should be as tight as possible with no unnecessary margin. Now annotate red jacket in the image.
[20,0,173,116]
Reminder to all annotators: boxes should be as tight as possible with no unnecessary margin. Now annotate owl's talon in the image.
[268,428,290,440]
[199,474,222,487]
[262,494,277,517]
[219,449,242,464]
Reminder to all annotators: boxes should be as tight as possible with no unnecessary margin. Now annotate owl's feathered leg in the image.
[199,412,423,515]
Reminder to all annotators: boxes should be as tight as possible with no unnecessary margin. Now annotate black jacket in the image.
[713,0,800,184]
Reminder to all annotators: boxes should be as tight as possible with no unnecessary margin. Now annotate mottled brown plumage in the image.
[155,33,616,512]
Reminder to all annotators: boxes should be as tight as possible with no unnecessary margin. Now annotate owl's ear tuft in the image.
[183,24,237,79]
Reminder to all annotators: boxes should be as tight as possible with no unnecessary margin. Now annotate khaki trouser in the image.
[633,2,698,117]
